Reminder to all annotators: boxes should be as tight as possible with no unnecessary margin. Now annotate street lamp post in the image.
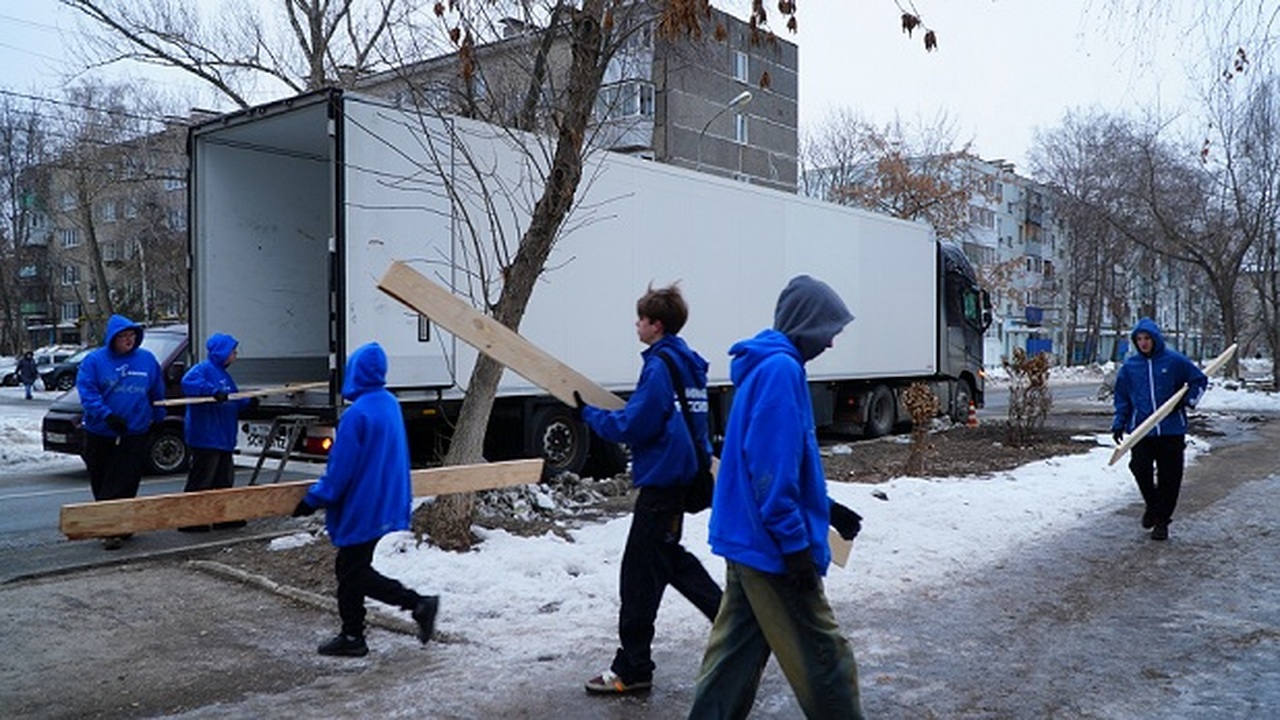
[696,90,752,174]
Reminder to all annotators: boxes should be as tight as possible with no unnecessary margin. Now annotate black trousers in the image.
[184,448,236,492]
[1128,434,1186,524]
[335,537,423,638]
[612,486,723,683]
[84,432,147,502]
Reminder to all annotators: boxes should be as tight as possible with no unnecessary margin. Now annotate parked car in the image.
[2,345,80,387]
[41,325,192,475]
[38,347,94,392]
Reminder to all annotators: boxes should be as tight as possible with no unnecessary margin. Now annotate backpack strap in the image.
[657,351,709,471]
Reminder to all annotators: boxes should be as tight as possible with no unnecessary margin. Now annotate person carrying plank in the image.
[574,283,723,695]
[77,314,167,551]
[178,333,258,532]
[1111,318,1208,541]
[290,342,439,657]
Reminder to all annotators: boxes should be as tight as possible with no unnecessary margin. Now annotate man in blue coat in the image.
[575,284,722,695]
[77,314,167,550]
[689,275,863,720]
[180,333,256,531]
[1111,318,1208,541]
[291,342,439,657]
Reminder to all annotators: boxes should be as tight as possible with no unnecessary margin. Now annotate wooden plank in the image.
[154,381,329,407]
[60,459,544,539]
[377,261,625,410]
[1108,343,1238,466]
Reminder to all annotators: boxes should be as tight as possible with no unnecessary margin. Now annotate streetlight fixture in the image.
[697,90,753,173]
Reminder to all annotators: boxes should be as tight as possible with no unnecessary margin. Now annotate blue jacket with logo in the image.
[182,333,250,452]
[303,342,412,547]
[581,334,711,489]
[77,314,167,438]
[1112,318,1208,438]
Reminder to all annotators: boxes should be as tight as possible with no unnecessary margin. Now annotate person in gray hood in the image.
[688,275,864,720]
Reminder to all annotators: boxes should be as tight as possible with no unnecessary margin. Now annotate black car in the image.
[41,325,192,475]
[38,347,93,392]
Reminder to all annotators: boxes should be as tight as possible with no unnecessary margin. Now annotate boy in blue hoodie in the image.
[179,333,257,531]
[576,284,723,695]
[77,314,167,550]
[291,342,439,657]
[1111,318,1208,541]
[688,275,863,720]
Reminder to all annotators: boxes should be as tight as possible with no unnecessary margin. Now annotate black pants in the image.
[84,432,147,502]
[1128,434,1186,524]
[335,537,424,638]
[612,486,723,683]
[184,448,235,492]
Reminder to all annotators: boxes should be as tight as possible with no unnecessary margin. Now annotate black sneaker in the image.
[1151,523,1169,541]
[412,596,439,644]
[1141,509,1155,529]
[318,633,368,657]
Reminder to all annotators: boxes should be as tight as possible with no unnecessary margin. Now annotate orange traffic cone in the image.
[966,401,979,428]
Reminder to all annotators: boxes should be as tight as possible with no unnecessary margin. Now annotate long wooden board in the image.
[154,381,330,407]
[60,458,543,539]
[377,261,625,411]
[1108,343,1238,466]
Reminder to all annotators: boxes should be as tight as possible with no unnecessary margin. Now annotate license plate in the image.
[45,432,68,444]
[243,422,288,451]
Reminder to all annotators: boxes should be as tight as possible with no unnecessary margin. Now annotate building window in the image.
[61,302,81,323]
[595,81,656,120]
[968,205,996,229]
[735,113,749,144]
[124,202,138,219]
[61,264,79,286]
[29,212,46,230]
[101,201,117,222]
[733,50,749,82]
[60,192,75,211]
[60,228,80,248]
[164,168,183,191]
[167,209,186,230]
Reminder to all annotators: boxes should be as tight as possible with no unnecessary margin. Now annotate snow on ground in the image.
[5,367,1279,668]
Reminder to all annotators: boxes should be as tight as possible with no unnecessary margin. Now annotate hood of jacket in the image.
[729,328,802,386]
[1130,317,1166,357]
[103,314,144,354]
[342,342,387,401]
[205,333,239,367]
[772,275,854,362]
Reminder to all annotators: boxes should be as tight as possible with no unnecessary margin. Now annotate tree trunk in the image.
[415,0,610,551]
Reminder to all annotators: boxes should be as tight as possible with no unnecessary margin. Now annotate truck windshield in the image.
[142,333,185,365]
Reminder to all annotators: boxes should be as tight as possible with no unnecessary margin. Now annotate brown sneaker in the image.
[585,670,652,694]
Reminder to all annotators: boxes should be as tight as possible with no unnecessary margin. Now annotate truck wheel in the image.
[530,405,589,478]
[144,426,190,475]
[951,380,974,423]
[56,373,75,391]
[865,385,895,438]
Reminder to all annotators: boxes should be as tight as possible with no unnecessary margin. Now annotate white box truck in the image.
[188,89,990,476]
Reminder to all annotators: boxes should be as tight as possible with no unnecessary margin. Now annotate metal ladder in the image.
[247,414,318,485]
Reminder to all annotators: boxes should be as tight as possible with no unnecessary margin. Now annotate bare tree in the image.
[0,94,53,354]
[802,109,980,240]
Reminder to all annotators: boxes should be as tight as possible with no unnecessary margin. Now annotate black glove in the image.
[105,414,128,434]
[571,390,587,421]
[213,390,229,403]
[782,550,819,592]
[292,499,316,517]
[1112,429,1123,445]
[829,500,863,541]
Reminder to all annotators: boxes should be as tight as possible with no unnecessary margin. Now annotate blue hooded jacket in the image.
[303,342,412,547]
[77,314,167,437]
[1112,318,1208,438]
[581,334,712,489]
[708,276,853,576]
[182,333,249,452]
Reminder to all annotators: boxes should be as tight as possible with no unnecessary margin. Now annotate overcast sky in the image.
[0,2,1241,171]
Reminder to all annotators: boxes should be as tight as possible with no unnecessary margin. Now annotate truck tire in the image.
[530,405,589,478]
[144,425,190,475]
[865,385,895,438]
[951,380,974,423]
[55,373,75,391]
